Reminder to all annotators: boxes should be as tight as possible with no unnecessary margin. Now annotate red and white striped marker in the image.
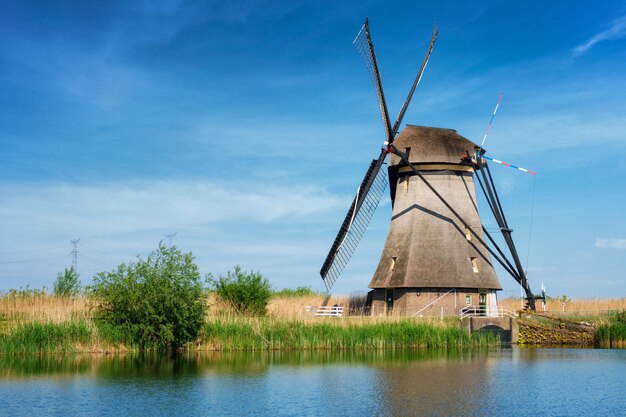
[481,155,536,175]
[481,92,504,148]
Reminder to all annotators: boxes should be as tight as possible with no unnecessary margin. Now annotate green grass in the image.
[595,310,626,347]
[0,320,91,354]
[201,317,500,351]
[92,320,136,348]
[0,317,500,354]
[596,321,626,347]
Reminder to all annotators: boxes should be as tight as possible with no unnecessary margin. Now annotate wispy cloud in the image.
[0,179,345,237]
[572,15,626,56]
[594,238,626,250]
[0,178,349,289]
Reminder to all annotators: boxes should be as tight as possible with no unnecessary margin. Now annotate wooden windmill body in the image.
[367,126,501,316]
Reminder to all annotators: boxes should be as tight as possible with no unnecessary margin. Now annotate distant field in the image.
[499,297,626,318]
[1,293,625,323]
[0,292,344,323]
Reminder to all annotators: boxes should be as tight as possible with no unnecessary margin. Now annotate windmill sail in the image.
[320,157,388,290]
[354,19,393,141]
[320,19,438,291]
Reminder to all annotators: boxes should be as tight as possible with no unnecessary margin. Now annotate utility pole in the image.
[164,233,177,247]
[70,238,80,272]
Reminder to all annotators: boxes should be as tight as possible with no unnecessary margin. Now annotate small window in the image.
[470,257,479,273]
[466,295,471,305]
[404,176,409,191]
[465,227,472,241]
[390,257,397,272]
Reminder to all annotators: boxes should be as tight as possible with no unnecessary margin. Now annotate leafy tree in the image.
[90,243,207,349]
[209,266,271,316]
[54,267,81,297]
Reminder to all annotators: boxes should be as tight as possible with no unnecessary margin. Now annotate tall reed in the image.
[595,311,626,348]
[0,292,90,323]
[0,320,91,354]
[201,316,499,351]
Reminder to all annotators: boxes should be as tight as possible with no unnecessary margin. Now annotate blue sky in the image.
[0,0,625,298]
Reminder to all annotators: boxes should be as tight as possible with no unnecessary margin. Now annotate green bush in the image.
[89,243,207,349]
[209,266,271,316]
[53,267,81,297]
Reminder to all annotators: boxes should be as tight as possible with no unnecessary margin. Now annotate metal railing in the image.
[459,305,518,320]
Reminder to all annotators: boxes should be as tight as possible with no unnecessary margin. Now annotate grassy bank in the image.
[0,320,92,354]
[0,316,499,354]
[200,317,499,350]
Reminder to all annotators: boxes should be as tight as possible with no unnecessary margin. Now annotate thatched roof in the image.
[369,125,502,290]
[388,125,478,167]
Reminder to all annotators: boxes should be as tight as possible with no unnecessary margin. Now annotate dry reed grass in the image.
[499,297,626,316]
[210,293,455,327]
[0,293,90,324]
[2,293,624,328]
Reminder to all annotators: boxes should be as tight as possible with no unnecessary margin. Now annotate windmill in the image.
[320,19,542,314]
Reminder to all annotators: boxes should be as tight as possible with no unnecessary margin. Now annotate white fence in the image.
[459,305,518,320]
[308,306,344,317]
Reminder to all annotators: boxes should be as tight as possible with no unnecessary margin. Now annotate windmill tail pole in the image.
[477,157,537,311]
[523,277,536,310]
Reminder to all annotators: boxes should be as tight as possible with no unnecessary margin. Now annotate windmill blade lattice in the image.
[320,159,388,291]
[353,20,393,141]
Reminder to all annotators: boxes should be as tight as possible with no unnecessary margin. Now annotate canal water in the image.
[0,348,624,416]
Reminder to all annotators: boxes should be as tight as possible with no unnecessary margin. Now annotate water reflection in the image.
[0,349,497,378]
[0,348,625,416]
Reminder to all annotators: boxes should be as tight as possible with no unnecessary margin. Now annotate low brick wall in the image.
[368,288,496,317]
[461,316,519,343]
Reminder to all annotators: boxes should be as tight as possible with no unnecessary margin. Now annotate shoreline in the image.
[2,314,624,355]
[0,316,501,355]
[1,294,625,354]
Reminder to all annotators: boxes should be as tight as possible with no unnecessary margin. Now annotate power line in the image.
[0,255,67,265]
[79,250,122,265]
[78,254,115,269]
[0,245,68,255]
